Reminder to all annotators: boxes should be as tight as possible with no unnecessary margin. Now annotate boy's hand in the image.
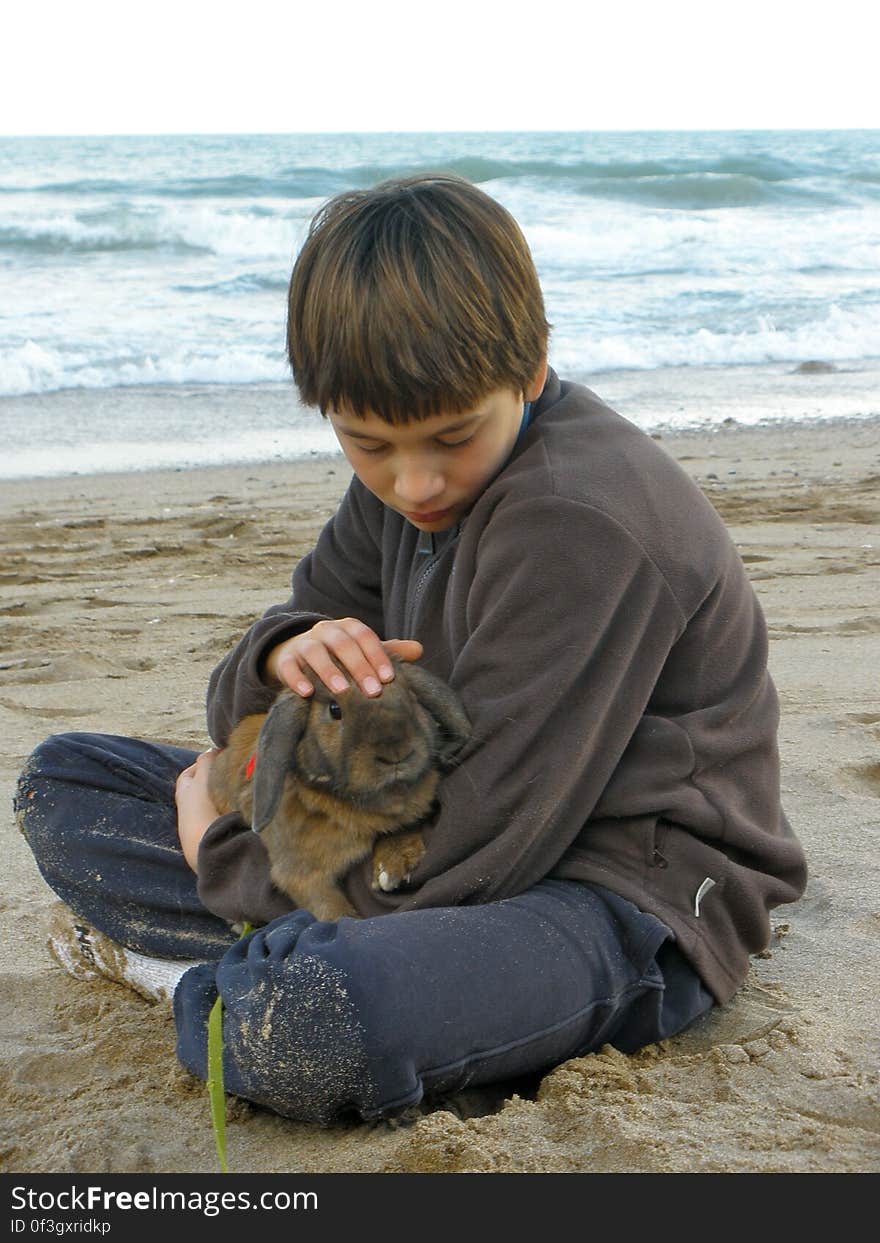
[175,749,221,872]
[265,619,423,698]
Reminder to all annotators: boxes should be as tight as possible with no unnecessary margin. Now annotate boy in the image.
[17,174,807,1124]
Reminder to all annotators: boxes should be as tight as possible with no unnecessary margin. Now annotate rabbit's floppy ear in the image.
[251,690,311,833]
[398,661,471,765]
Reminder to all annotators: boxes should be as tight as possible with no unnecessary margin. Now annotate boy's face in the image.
[328,381,542,531]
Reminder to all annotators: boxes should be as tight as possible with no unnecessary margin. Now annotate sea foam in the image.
[1,129,879,474]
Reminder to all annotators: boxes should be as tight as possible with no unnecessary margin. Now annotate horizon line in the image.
[3,125,879,140]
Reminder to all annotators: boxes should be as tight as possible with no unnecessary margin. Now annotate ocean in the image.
[1,129,878,479]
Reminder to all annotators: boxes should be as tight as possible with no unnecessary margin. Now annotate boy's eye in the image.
[328,701,343,721]
[437,434,475,449]
[352,440,388,455]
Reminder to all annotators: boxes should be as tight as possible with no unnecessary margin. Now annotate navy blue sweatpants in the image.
[15,732,714,1123]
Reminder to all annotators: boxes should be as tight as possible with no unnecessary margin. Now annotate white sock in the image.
[47,902,200,1004]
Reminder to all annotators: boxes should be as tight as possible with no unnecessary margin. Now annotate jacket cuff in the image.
[196,812,297,927]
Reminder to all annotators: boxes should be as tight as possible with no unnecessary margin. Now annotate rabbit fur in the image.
[208,657,471,921]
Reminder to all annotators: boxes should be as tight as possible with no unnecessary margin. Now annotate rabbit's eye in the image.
[328,701,343,721]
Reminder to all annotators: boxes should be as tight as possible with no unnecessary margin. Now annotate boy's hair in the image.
[287,174,550,422]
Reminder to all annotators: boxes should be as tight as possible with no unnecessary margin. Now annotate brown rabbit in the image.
[208,658,470,921]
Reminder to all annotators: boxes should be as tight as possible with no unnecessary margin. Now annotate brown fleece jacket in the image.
[198,368,807,1003]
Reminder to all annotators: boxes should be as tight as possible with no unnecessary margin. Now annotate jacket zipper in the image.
[404,528,458,634]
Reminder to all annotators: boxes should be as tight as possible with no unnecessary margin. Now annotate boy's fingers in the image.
[273,649,315,697]
[174,765,195,790]
[282,632,376,697]
[382,639,424,664]
[309,619,395,695]
[264,636,307,691]
[273,623,421,698]
[337,619,397,686]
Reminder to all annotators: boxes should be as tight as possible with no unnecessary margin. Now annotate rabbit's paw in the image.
[371,830,425,892]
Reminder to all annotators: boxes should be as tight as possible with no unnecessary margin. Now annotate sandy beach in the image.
[1,413,879,1174]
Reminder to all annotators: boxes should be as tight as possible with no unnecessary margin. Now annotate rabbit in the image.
[207,656,471,921]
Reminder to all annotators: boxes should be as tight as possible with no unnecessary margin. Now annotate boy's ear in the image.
[524,356,549,402]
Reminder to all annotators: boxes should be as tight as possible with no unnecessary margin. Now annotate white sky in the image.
[2,0,878,136]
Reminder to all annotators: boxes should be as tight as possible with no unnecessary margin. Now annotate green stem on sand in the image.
[207,922,252,1174]
[207,993,229,1173]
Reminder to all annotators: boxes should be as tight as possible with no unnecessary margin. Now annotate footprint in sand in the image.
[0,697,92,719]
[843,760,880,795]
[771,615,880,636]
[849,912,880,940]
[836,715,880,795]
[0,652,154,685]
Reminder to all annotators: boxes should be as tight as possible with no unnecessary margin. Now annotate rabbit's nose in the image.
[375,748,415,767]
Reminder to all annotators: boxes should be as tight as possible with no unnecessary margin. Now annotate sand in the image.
[1,415,879,1174]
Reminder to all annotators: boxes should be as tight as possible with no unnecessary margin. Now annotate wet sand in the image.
[2,414,879,1173]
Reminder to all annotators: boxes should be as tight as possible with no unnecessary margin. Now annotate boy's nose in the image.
[393,465,445,506]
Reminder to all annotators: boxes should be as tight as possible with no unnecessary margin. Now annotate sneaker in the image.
[47,902,197,1004]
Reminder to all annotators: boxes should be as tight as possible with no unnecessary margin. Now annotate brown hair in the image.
[287,174,550,422]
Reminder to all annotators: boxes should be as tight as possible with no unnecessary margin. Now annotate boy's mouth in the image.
[401,506,455,526]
